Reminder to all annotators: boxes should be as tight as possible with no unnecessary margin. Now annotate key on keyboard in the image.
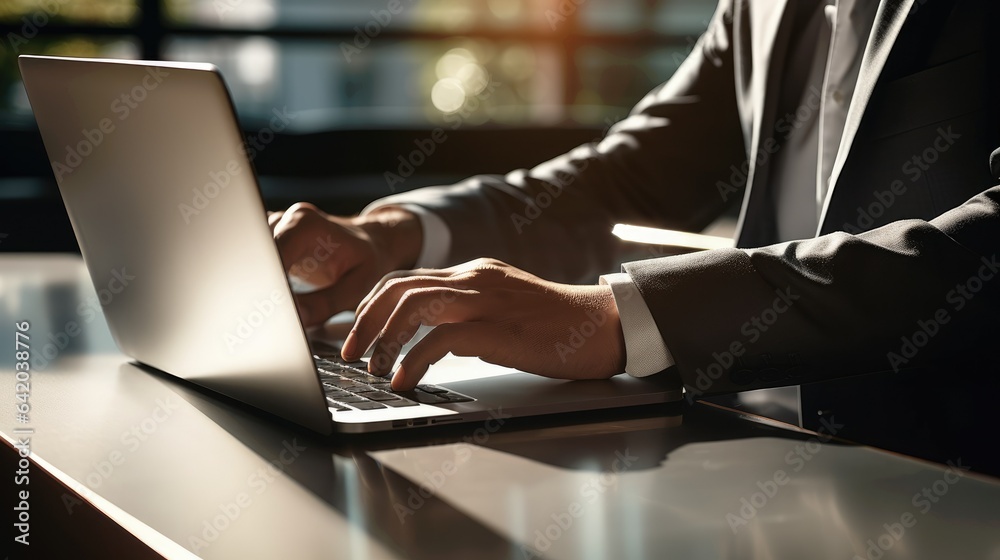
[314,356,474,412]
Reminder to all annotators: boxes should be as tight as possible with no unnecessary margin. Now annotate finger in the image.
[392,323,499,391]
[356,268,453,314]
[294,267,370,327]
[366,287,481,375]
[354,258,501,313]
[347,276,465,362]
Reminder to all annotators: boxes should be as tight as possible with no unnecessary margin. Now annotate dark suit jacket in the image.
[368,0,1000,396]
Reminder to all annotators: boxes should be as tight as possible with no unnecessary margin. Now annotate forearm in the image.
[364,173,627,282]
[625,185,1000,395]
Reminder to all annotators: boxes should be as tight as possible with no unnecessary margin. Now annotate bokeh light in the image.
[431,77,466,113]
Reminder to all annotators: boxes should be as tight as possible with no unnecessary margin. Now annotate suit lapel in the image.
[817,0,916,230]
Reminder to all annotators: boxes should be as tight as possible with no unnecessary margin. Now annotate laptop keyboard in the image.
[314,356,475,412]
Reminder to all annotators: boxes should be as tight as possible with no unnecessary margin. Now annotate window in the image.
[1,0,714,128]
[0,0,715,251]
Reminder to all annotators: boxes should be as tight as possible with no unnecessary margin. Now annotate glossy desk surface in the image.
[2,255,998,559]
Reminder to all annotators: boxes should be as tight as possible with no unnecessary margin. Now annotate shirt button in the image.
[831,90,845,104]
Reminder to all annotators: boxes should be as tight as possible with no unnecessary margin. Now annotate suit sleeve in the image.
[623,183,1000,395]
[363,0,747,283]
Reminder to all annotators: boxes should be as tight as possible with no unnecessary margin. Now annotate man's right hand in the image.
[269,202,422,327]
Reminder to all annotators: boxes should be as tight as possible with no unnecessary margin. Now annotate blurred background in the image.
[0,0,716,251]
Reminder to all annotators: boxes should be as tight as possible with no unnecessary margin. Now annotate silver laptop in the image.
[18,55,683,434]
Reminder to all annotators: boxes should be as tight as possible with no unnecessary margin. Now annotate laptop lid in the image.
[19,55,335,434]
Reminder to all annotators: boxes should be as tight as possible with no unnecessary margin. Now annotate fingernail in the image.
[341,330,356,360]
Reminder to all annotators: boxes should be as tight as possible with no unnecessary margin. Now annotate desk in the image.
[2,255,999,559]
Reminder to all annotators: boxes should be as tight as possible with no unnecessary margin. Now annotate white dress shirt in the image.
[368,0,880,377]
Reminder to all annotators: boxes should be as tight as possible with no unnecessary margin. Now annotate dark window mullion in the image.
[139,0,164,59]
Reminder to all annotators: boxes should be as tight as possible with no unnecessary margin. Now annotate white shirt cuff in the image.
[362,204,452,269]
[599,273,675,377]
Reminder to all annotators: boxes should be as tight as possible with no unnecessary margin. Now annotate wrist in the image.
[590,285,626,375]
[353,207,422,273]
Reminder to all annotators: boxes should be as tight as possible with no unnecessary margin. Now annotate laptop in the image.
[18,55,683,434]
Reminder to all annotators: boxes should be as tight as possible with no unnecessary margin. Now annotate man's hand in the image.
[270,203,422,327]
[341,258,627,391]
